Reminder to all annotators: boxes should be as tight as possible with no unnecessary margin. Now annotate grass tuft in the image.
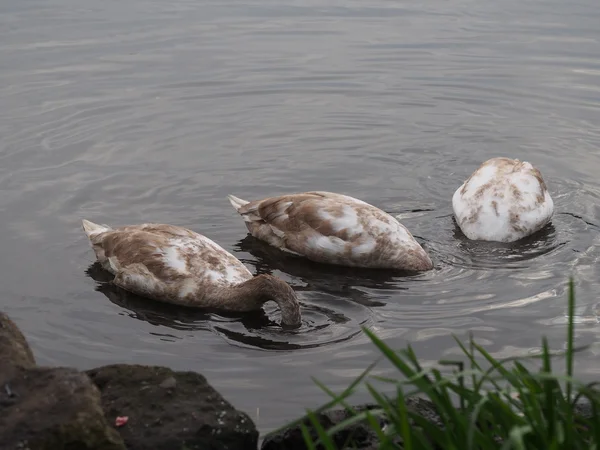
[287,277,598,449]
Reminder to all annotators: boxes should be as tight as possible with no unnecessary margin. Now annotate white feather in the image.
[178,279,198,299]
[351,238,376,256]
[82,219,111,238]
[227,194,249,210]
[306,235,347,255]
[319,205,364,236]
[162,246,187,273]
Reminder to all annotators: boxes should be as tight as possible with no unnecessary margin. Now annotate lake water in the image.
[2,0,600,435]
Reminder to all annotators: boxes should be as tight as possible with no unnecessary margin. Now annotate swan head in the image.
[252,274,302,328]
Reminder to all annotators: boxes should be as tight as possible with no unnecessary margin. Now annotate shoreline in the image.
[2,309,595,450]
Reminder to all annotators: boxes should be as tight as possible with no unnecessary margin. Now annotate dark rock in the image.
[261,397,442,450]
[0,366,126,450]
[86,364,258,450]
[0,312,35,377]
[0,311,125,449]
[574,398,594,420]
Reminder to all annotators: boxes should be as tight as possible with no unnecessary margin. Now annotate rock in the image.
[0,312,35,376]
[574,398,594,420]
[86,364,258,450]
[0,312,125,450]
[0,366,126,450]
[261,397,443,450]
[159,376,177,390]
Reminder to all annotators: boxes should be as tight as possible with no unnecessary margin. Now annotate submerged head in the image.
[392,222,434,271]
[252,274,302,328]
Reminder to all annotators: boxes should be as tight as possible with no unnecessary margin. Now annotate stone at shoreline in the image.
[0,366,126,450]
[1,311,126,450]
[86,364,259,450]
[261,397,443,450]
[0,312,35,375]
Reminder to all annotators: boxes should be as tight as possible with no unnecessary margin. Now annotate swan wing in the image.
[82,221,252,288]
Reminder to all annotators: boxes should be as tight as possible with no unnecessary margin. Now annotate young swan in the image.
[227,191,433,271]
[452,157,554,242]
[81,220,301,327]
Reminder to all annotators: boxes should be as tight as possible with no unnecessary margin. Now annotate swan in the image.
[452,157,554,242]
[227,191,433,271]
[81,220,301,327]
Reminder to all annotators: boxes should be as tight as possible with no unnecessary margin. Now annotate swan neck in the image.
[235,275,301,327]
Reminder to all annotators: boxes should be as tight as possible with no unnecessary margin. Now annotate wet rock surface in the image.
[1,310,259,450]
[0,313,35,375]
[261,397,443,450]
[1,311,125,450]
[86,364,259,450]
[0,366,126,450]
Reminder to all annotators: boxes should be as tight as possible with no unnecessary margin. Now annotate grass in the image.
[277,278,600,449]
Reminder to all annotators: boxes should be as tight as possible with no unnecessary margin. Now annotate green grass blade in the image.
[300,423,318,450]
[362,327,449,412]
[507,424,533,450]
[365,382,398,424]
[467,395,490,450]
[311,377,359,415]
[565,278,576,446]
[592,395,600,446]
[566,278,575,399]
[363,409,391,448]
[541,337,556,441]
[439,359,466,411]
[395,386,413,450]
[272,359,378,435]
[305,408,338,450]
[407,411,450,448]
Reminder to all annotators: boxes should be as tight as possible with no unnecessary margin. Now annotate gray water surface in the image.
[2,0,600,433]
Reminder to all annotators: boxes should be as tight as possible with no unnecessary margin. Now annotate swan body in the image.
[81,220,301,326]
[227,191,433,271]
[452,157,554,242]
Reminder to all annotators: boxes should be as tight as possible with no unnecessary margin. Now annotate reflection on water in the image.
[85,261,368,351]
[235,234,403,307]
[451,221,561,269]
[85,262,272,332]
[2,0,600,434]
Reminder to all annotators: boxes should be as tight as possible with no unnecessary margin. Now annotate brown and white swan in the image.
[452,157,554,242]
[82,220,301,327]
[227,191,433,271]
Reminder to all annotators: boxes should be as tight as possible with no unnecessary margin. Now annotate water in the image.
[2,0,600,434]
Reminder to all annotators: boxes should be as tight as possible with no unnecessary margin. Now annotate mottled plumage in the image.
[227,191,433,271]
[452,157,554,242]
[81,220,301,326]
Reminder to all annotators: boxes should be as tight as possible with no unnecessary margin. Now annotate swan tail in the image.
[82,219,112,239]
[227,194,250,212]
